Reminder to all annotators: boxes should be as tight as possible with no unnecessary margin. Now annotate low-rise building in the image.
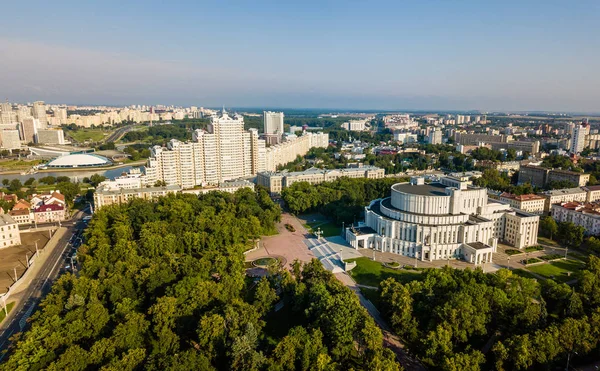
[548,169,590,187]
[0,214,21,248]
[8,208,33,224]
[93,184,182,209]
[518,165,590,187]
[585,185,600,203]
[33,204,66,223]
[257,166,385,195]
[551,202,600,235]
[182,180,255,195]
[499,193,546,214]
[541,187,587,212]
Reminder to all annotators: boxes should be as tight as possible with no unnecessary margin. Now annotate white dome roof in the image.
[47,153,111,167]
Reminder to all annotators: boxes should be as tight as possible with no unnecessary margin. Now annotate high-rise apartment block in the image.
[428,128,443,144]
[32,101,48,127]
[264,111,284,136]
[20,118,40,143]
[570,122,589,154]
[142,110,328,189]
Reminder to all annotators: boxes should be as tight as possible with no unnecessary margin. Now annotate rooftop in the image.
[543,187,586,196]
[465,242,492,250]
[96,184,182,195]
[0,214,17,226]
[499,193,545,201]
[392,182,448,196]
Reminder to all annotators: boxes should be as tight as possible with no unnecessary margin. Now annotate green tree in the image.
[539,216,558,240]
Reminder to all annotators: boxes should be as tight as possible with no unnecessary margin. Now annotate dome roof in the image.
[47,153,111,168]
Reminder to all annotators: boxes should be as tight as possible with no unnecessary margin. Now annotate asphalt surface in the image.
[0,208,89,360]
[104,124,137,143]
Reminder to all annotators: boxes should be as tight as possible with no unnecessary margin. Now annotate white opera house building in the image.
[345,175,540,265]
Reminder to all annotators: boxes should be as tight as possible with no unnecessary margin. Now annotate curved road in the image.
[0,208,88,359]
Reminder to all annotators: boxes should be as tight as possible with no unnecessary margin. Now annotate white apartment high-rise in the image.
[264,111,284,136]
[142,110,329,189]
[143,110,262,188]
[570,122,589,154]
[0,130,21,150]
[32,101,48,127]
[428,128,443,144]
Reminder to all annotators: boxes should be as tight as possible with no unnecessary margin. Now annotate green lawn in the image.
[0,159,44,171]
[525,245,544,253]
[67,129,109,143]
[527,259,584,283]
[345,257,422,287]
[0,302,15,323]
[305,221,340,237]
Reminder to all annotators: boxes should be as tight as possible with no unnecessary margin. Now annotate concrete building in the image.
[257,166,385,195]
[551,202,600,235]
[393,132,418,144]
[263,111,284,137]
[33,204,66,223]
[143,110,263,188]
[428,128,443,144]
[36,128,65,145]
[518,165,590,187]
[94,184,182,209]
[345,175,539,265]
[20,118,40,143]
[8,208,33,225]
[499,193,546,214]
[570,122,590,154]
[0,214,21,248]
[341,120,368,131]
[584,185,600,203]
[541,187,587,212]
[263,132,329,172]
[93,180,253,209]
[549,169,590,187]
[490,140,540,155]
[32,101,48,127]
[454,132,507,145]
[0,130,21,150]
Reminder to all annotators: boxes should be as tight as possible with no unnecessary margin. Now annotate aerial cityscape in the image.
[0,1,600,370]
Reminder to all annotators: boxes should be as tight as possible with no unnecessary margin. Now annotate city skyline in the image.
[1,1,599,112]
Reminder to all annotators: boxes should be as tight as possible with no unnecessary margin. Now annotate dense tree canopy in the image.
[281,177,405,224]
[2,189,399,370]
[379,262,600,370]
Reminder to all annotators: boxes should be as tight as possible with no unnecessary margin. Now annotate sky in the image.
[1,0,599,112]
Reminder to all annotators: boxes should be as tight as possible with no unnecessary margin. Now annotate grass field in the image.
[304,221,340,237]
[67,128,109,143]
[0,159,44,171]
[0,302,15,323]
[527,259,585,283]
[345,257,422,287]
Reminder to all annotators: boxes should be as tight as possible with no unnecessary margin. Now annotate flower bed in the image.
[284,223,295,232]
[540,254,563,261]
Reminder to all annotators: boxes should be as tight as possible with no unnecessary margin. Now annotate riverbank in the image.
[0,160,146,176]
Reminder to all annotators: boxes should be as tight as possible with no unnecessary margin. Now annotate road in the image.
[0,207,89,359]
[104,124,138,143]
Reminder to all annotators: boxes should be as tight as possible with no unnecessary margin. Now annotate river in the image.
[0,166,144,183]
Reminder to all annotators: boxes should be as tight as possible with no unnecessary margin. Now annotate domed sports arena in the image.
[45,153,112,168]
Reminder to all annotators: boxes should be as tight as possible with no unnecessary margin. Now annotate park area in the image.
[300,213,340,237]
[344,257,422,287]
[0,159,44,172]
[67,128,109,143]
[527,259,585,283]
